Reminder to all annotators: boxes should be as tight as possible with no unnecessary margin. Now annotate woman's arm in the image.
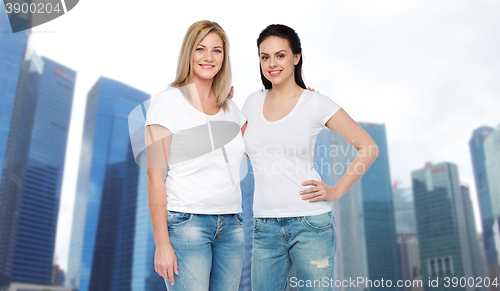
[241,122,250,160]
[300,108,380,202]
[145,124,178,284]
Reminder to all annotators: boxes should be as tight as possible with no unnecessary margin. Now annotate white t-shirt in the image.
[241,89,341,218]
[145,87,247,214]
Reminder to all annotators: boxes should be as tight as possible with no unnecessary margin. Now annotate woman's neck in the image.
[191,75,214,101]
[269,75,303,101]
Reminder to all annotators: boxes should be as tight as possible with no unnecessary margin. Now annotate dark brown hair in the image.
[257,24,306,90]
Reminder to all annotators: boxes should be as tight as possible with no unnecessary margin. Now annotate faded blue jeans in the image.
[251,211,337,291]
[164,211,245,291]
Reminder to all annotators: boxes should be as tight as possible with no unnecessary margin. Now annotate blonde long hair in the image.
[171,20,231,112]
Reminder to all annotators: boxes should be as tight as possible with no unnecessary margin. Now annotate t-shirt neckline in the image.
[261,89,306,124]
[176,87,222,117]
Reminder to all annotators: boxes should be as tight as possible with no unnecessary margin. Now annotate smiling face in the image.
[259,36,301,87]
[191,32,224,82]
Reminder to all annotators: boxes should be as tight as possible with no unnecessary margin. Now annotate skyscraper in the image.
[393,186,421,291]
[0,4,30,289]
[10,52,76,285]
[412,162,476,291]
[484,124,500,290]
[0,5,76,289]
[65,77,149,291]
[469,126,500,288]
[461,184,487,286]
[359,122,401,290]
[484,124,500,222]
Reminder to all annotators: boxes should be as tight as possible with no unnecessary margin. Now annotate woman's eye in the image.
[278,54,285,58]
[261,56,268,60]
[196,48,203,52]
[214,49,222,53]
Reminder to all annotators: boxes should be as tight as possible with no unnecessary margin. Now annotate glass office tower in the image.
[412,162,475,291]
[10,53,76,285]
[461,184,487,286]
[393,187,421,291]
[359,122,401,290]
[0,4,30,288]
[0,5,76,289]
[483,124,500,291]
[65,77,149,291]
[484,125,500,222]
[469,126,499,273]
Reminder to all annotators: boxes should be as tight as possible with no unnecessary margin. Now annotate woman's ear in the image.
[294,53,301,65]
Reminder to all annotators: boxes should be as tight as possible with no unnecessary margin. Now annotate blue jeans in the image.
[251,211,337,291]
[164,211,245,291]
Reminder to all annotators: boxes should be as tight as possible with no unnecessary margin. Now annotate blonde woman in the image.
[144,21,247,291]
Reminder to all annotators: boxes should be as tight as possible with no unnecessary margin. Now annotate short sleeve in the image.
[314,93,341,126]
[144,90,176,132]
[241,99,248,120]
[241,90,260,122]
[228,99,247,128]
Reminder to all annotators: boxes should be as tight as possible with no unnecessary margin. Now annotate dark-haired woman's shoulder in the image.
[241,89,264,119]
[309,90,340,106]
[307,90,342,127]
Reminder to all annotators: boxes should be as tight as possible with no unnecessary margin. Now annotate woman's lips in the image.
[200,64,215,70]
[269,70,282,77]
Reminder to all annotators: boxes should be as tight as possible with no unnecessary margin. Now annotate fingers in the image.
[156,262,176,285]
[301,188,320,200]
[227,86,234,99]
[306,192,325,202]
[167,265,175,285]
[299,186,318,195]
[301,180,318,187]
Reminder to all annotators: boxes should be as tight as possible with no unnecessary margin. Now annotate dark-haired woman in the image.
[240,24,380,290]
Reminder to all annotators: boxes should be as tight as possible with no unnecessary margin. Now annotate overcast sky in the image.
[24,0,500,271]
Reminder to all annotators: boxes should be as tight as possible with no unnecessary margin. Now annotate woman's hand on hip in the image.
[299,179,340,202]
[155,244,178,284]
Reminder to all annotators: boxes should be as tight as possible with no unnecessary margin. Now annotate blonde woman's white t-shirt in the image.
[241,89,341,218]
[145,87,247,214]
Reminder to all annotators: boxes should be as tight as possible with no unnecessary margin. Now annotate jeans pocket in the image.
[167,211,193,231]
[301,211,333,232]
[234,213,243,228]
[253,218,261,233]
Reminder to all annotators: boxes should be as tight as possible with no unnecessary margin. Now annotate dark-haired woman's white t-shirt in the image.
[145,87,247,214]
[241,89,341,218]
